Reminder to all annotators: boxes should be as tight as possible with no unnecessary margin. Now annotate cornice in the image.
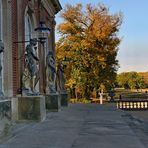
[41,0,62,16]
[51,0,62,14]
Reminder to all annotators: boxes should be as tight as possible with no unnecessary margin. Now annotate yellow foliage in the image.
[56,3,122,94]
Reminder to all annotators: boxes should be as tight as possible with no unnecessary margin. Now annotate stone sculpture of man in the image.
[57,62,65,91]
[23,38,39,95]
[0,41,4,97]
[46,51,56,93]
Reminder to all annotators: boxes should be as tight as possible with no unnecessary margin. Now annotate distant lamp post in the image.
[34,21,50,44]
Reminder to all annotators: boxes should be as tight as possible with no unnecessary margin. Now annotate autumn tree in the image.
[56,3,122,99]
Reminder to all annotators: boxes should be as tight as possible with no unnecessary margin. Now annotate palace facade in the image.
[0,0,62,97]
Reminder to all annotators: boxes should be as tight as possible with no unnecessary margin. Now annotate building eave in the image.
[42,0,62,16]
[51,0,62,14]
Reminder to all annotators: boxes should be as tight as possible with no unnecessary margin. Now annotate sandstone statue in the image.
[46,51,56,93]
[57,62,65,91]
[22,38,39,95]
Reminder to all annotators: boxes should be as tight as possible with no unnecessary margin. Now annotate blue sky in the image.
[55,0,148,73]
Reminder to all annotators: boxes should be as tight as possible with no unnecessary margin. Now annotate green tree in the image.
[56,3,122,99]
[117,72,147,89]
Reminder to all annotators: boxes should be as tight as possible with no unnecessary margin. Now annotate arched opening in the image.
[23,6,40,92]
[24,7,35,46]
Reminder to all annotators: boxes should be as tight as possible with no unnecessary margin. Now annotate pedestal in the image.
[45,93,60,111]
[12,96,46,122]
[0,99,12,143]
[60,90,69,107]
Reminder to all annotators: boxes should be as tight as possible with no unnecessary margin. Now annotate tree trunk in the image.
[70,87,76,98]
[84,85,93,100]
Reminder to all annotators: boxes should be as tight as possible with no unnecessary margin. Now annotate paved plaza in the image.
[1,103,148,148]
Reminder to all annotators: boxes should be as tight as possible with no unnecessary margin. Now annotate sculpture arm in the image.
[31,51,39,61]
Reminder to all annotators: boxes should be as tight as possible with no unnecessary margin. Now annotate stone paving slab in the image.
[0,103,147,148]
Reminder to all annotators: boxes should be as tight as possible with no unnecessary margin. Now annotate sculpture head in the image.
[58,62,63,70]
[30,38,37,46]
[47,51,53,56]
[47,51,54,59]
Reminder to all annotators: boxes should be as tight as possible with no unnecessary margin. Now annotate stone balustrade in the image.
[116,99,148,110]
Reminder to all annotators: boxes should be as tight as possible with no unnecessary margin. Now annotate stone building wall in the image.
[2,0,13,97]
[1,0,62,97]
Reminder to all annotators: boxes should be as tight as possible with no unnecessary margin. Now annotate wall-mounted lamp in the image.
[34,21,50,44]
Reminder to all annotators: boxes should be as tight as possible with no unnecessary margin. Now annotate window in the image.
[25,11,33,46]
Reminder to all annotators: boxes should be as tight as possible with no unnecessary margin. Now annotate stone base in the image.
[0,99,12,143]
[45,93,60,111]
[12,96,46,122]
[60,90,69,107]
